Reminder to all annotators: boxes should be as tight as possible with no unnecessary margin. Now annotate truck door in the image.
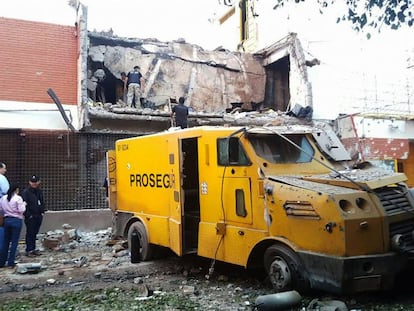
[167,136,183,256]
[181,138,200,253]
[220,137,253,225]
[106,150,117,212]
[222,177,253,224]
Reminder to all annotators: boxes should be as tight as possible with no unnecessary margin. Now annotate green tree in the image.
[273,0,413,34]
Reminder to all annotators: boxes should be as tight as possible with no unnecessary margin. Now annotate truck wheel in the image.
[264,244,309,293]
[128,222,153,261]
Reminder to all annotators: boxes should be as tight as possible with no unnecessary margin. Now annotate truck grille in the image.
[374,186,414,216]
[375,186,414,254]
[389,220,414,253]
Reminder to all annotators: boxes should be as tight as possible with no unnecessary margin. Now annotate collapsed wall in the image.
[83,33,313,134]
[87,34,265,112]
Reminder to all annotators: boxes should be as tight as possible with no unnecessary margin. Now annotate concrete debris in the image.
[84,33,313,134]
[135,284,152,297]
[327,166,395,182]
[42,224,80,250]
[88,35,265,113]
[182,285,196,295]
[133,277,144,284]
[16,262,43,274]
[113,249,129,258]
[60,256,88,266]
[62,223,73,229]
[217,274,229,282]
[92,294,107,302]
[42,237,60,250]
[0,225,398,310]
[306,298,348,311]
[87,103,313,134]
[70,281,86,287]
[0,227,124,278]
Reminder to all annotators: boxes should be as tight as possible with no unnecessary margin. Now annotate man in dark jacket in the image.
[171,96,189,129]
[126,66,145,108]
[21,175,45,257]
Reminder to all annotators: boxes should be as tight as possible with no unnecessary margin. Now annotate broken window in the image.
[217,137,251,166]
[248,134,314,164]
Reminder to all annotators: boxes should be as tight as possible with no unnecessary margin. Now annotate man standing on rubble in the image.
[127,66,145,108]
[171,96,189,129]
[21,175,45,257]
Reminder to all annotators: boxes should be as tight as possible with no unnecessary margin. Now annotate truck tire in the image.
[128,222,153,261]
[264,244,309,293]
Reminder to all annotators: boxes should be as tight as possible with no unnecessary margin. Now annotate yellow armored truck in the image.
[107,125,414,294]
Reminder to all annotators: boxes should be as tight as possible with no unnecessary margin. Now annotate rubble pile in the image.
[0,225,408,310]
[0,224,130,279]
[88,102,314,130]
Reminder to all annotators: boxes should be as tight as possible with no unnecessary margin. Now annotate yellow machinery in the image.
[107,125,414,294]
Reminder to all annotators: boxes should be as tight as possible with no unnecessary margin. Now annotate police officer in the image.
[21,175,45,257]
[126,66,145,108]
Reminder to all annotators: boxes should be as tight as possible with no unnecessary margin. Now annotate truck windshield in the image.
[248,134,314,163]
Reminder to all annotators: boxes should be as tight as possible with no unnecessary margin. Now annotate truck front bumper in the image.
[298,250,408,294]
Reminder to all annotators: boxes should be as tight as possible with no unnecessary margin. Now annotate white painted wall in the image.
[0,101,79,130]
[353,116,414,139]
[212,1,414,121]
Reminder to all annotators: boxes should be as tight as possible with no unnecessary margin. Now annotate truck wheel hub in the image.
[269,258,291,290]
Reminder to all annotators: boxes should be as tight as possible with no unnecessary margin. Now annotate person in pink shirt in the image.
[0,183,26,268]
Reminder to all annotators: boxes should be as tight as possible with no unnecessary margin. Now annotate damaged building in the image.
[85,31,314,133]
[0,6,316,213]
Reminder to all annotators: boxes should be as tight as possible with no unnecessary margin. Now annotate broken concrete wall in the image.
[288,35,313,109]
[88,35,265,113]
[82,33,315,134]
[78,4,89,133]
[257,33,313,112]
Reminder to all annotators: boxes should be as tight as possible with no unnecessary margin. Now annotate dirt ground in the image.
[0,228,269,310]
[2,228,414,311]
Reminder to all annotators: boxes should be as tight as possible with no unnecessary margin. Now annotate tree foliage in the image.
[273,0,414,34]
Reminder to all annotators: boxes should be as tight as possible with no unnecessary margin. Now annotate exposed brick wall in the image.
[0,17,78,105]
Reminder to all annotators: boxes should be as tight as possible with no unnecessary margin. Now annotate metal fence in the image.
[0,130,133,211]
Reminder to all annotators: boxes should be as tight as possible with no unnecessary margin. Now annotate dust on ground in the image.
[2,225,414,311]
[0,226,269,310]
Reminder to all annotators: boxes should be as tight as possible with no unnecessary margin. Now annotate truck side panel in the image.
[115,134,182,253]
[196,131,269,267]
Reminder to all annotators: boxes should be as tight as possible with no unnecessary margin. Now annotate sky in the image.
[1,0,220,49]
[256,1,414,118]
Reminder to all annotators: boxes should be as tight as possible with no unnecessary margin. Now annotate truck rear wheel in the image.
[128,222,153,261]
[264,244,309,293]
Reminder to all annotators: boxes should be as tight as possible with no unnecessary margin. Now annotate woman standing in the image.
[0,183,26,268]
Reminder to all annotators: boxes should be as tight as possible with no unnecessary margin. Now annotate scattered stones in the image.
[0,226,412,310]
[182,285,195,294]
[16,263,43,274]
